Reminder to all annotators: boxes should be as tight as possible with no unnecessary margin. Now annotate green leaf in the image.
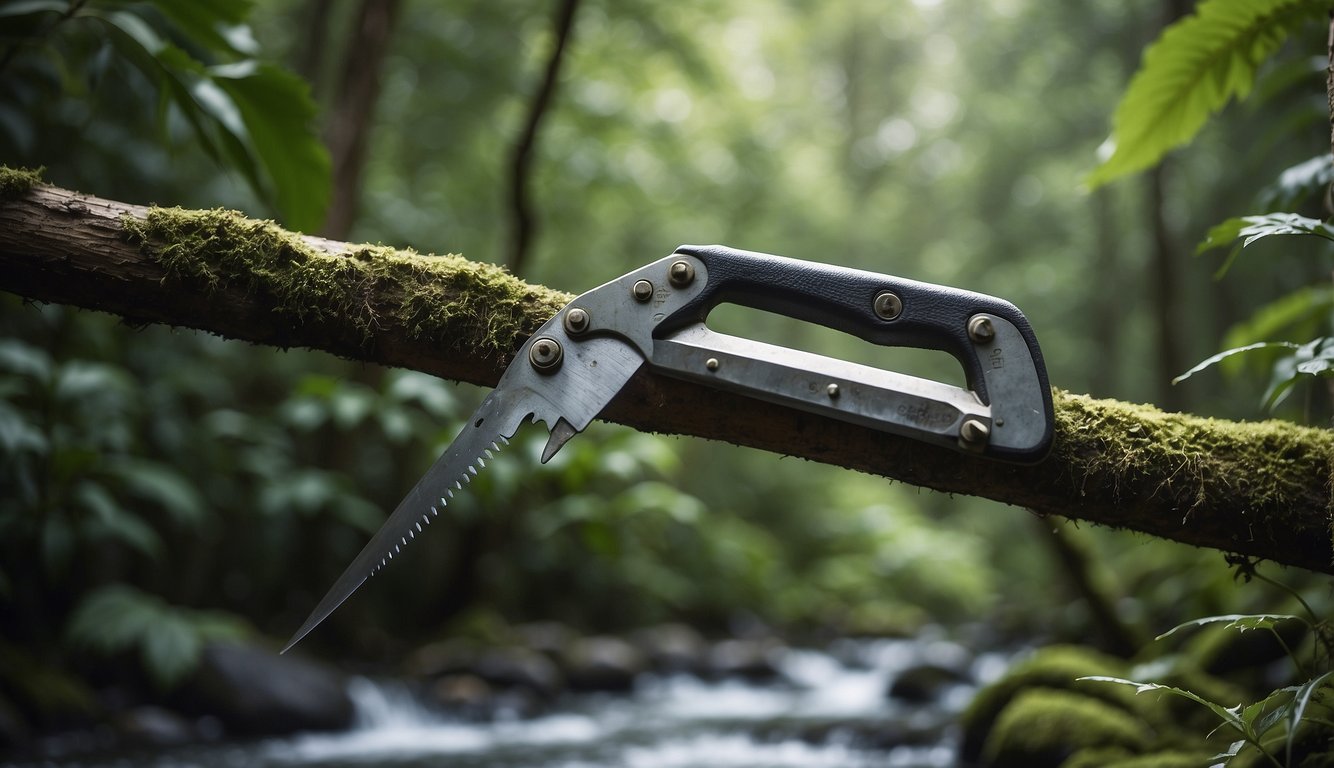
[105,458,206,527]
[1198,213,1334,256]
[1156,613,1306,641]
[1260,153,1334,210]
[1197,216,1250,256]
[67,585,249,689]
[1243,685,1298,739]
[75,481,163,559]
[144,0,259,56]
[86,7,328,229]
[1088,0,1327,188]
[0,339,52,382]
[1264,337,1334,409]
[142,613,201,688]
[209,61,331,230]
[67,585,161,655]
[0,403,47,455]
[1212,739,1247,763]
[1289,671,1334,765]
[1173,342,1298,385]
[1079,675,1244,732]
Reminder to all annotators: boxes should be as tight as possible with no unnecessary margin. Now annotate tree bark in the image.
[2,179,1333,574]
[322,0,403,240]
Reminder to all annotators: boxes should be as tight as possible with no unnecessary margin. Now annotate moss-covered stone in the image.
[961,645,1135,762]
[119,206,571,357]
[0,166,43,200]
[982,689,1148,768]
[1063,748,1214,768]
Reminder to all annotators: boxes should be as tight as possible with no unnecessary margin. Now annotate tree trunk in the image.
[322,0,403,240]
[1,177,1332,574]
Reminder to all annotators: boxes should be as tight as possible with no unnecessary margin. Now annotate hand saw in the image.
[282,245,1054,651]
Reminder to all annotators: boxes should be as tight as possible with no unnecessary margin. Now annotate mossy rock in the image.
[1064,748,1214,768]
[961,645,1135,762]
[982,689,1148,768]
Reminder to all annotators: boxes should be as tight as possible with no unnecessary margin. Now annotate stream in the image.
[6,637,1011,768]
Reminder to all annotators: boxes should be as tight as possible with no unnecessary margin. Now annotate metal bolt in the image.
[705,357,720,372]
[564,307,590,335]
[529,337,563,372]
[826,383,840,398]
[873,291,902,321]
[967,315,995,344]
[632,279,654,302]
[669,260,695,287]
[959,418,990,449]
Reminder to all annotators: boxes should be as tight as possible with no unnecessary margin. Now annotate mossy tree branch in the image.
[2,176,1333,575]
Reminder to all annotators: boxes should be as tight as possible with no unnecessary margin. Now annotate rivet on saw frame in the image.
[529,337,563,373]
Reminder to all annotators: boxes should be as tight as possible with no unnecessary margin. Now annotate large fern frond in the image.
[1087,0,1328,189]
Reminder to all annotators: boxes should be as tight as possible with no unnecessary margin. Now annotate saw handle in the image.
[657,244,1050,406]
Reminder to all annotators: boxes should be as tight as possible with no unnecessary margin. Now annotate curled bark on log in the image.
[1,176,1332,574]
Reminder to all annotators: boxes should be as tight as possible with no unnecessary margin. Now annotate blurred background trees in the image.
[2,0,1333,735]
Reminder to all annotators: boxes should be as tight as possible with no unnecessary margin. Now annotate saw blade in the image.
[282,335,646,652]
[281,389,528,653]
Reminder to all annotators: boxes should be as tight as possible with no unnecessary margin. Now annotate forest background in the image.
[3,0,1334,744]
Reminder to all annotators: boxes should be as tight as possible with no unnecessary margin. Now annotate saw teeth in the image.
[366,434,508,585]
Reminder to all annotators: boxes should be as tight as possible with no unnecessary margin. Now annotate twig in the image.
[506,0,582,277]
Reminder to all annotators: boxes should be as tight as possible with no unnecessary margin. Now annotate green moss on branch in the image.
[1052,392,1334,550]
[0,166,44,200]
[120,206,572,358]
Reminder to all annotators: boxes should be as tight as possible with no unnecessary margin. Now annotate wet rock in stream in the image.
[561,635,647,692]
[176,642,354,736]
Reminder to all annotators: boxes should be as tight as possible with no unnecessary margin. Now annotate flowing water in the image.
[7,638,1011,768]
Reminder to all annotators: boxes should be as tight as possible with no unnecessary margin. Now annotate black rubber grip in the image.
[657,244,1050,406]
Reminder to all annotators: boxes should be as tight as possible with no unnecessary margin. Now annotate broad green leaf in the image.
[1172,342,1298,385]
[85,7,328,229]
[75,481,163,559]
[142,613,201,688]
[67,585,161,653]
[1156,613,1306,641]
[0,339,52,381]
[1244,685,1298,739]
[1260,154,1334,210]
[67,585,249,689]
[1264,337,1334,409]
[1088,0,1328,188]
[105,458,206,527]
[209,61,331,230]
[144,0,259,56]
[0,402,47,456]
[1198,213,1334,256]
[1197,216,1249,256]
